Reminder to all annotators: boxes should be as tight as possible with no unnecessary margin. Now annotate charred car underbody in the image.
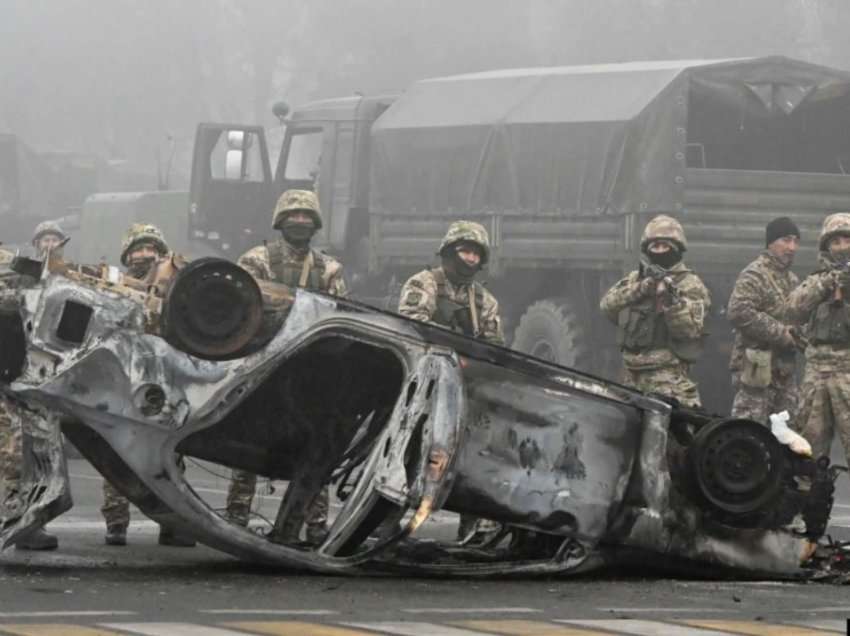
[0,256,847,579]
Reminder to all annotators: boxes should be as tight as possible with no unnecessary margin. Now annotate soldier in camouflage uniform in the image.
[32,221,67,258]
[787,212,850,470]
[398,221,504,542]
[398,221,504,345]
[226,189,347,542]
[727,217,801,422]
[102,224,196,548]
[600,215,711,407]
[0,222,68,550]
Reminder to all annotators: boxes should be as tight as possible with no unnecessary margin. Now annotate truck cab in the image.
[188,95,395,263]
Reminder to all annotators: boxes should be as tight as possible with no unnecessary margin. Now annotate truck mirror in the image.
[272,101,290,123]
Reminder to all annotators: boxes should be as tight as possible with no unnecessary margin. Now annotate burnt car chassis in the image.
[0,256,845,579]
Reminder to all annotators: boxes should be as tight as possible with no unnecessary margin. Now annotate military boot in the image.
[158,526,196,547]
[224,506,249,527]
[305,522,328,546]
[105,524,127,546]
[15,527,58,551]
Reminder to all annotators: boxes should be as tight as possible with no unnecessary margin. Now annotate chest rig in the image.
[616,280,701,362]
[431,268,485,338]
[809,297,850,347]
[267,239,326,290]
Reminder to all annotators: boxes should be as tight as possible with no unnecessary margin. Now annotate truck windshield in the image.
[283,128,323,181]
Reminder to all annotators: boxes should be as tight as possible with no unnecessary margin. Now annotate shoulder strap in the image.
[298,251,314,288]
[467,285,479,336]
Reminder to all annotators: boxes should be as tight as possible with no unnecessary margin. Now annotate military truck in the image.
[188,56,850,411]
[0,133,154,251]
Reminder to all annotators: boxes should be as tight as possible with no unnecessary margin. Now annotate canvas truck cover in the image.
[369,56,850,220]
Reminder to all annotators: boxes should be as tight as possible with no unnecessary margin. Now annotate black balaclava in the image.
[645,241,682,270]
[830,237,850,263]
[442,242,481,285]
[127,256,157,280]
[281,218,316,247]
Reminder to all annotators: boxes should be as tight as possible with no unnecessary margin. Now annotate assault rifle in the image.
[832,259,850,303]
[639,259,681,310]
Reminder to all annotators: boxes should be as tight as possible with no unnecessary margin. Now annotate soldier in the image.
[225,189,346,542]
[600,215,711,407]
[727,217,801,422]
[398,221,504,345]
[32,221,67,258]
[398,220,504,543]
[102,224,196,548]
[787,212,850,471]
[0,223,65,550]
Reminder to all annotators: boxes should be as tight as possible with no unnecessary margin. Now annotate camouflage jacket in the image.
[727,251,799,373]
[600,261,711,370]
[398,266,504,345]
[238,239,348,297]
[786,253,850,366]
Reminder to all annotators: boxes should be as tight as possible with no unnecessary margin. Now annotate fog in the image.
[1,0,848,184]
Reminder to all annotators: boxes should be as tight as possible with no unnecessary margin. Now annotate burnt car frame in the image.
[0,256,842,578]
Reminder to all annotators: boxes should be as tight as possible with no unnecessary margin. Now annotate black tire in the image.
[512,297,591,371]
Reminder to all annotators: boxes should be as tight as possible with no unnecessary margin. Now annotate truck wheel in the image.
[512,298,591,371]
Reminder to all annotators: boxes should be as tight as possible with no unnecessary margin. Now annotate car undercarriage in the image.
[0,255,848,580]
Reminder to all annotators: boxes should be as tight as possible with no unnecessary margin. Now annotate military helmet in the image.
[640,214,687,252]
[819,212,850,251]
[32,220,67,246]
[438,220,491,264]
[120,223,169,266]
[271,189,323,230]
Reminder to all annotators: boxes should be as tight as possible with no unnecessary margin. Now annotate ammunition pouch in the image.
[432,268,485,338]
[436,297,475,337]
[809,301,850,347]
[617,301,702,363]
[617,303,665,352]
[740,348,773,388]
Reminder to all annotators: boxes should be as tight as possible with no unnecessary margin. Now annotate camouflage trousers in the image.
[621,361,701,408]
[731,371,798,425]
[226,469,328,530]
[101,455,188,529]
[795,365,850,468]
[101,479,130,528]
[0,397,24,511]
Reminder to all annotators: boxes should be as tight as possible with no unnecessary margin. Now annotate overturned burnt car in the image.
[0,255,845,578]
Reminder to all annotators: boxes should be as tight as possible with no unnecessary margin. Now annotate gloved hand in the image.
[637,276,657,298]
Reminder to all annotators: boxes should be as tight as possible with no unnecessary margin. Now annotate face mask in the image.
[646,249,681,270]
[127,256,156,279]
[281,220,316,246]
[442,252,480,284]
[832,247,850,263]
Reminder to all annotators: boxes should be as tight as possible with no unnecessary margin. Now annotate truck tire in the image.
[512,298,591,371]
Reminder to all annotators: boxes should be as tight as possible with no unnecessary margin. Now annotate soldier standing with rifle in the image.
[398,220,504,544]
[787,213,850,472]
[102,224,196,548]
[226,189,347,544]
[0,222,68,551]
[600,215,711,407]
[727,217,801,422]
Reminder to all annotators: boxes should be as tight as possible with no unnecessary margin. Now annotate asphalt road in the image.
[1,457,850,635]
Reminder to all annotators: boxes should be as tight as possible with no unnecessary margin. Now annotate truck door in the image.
[189,124,274,259]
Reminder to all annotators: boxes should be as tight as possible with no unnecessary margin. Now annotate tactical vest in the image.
[616,295,702,363]
[431,268,486,338]
[808,299,850,347]
[267,239,326,290]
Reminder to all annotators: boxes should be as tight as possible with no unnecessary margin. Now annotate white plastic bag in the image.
[769,410,812,457]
